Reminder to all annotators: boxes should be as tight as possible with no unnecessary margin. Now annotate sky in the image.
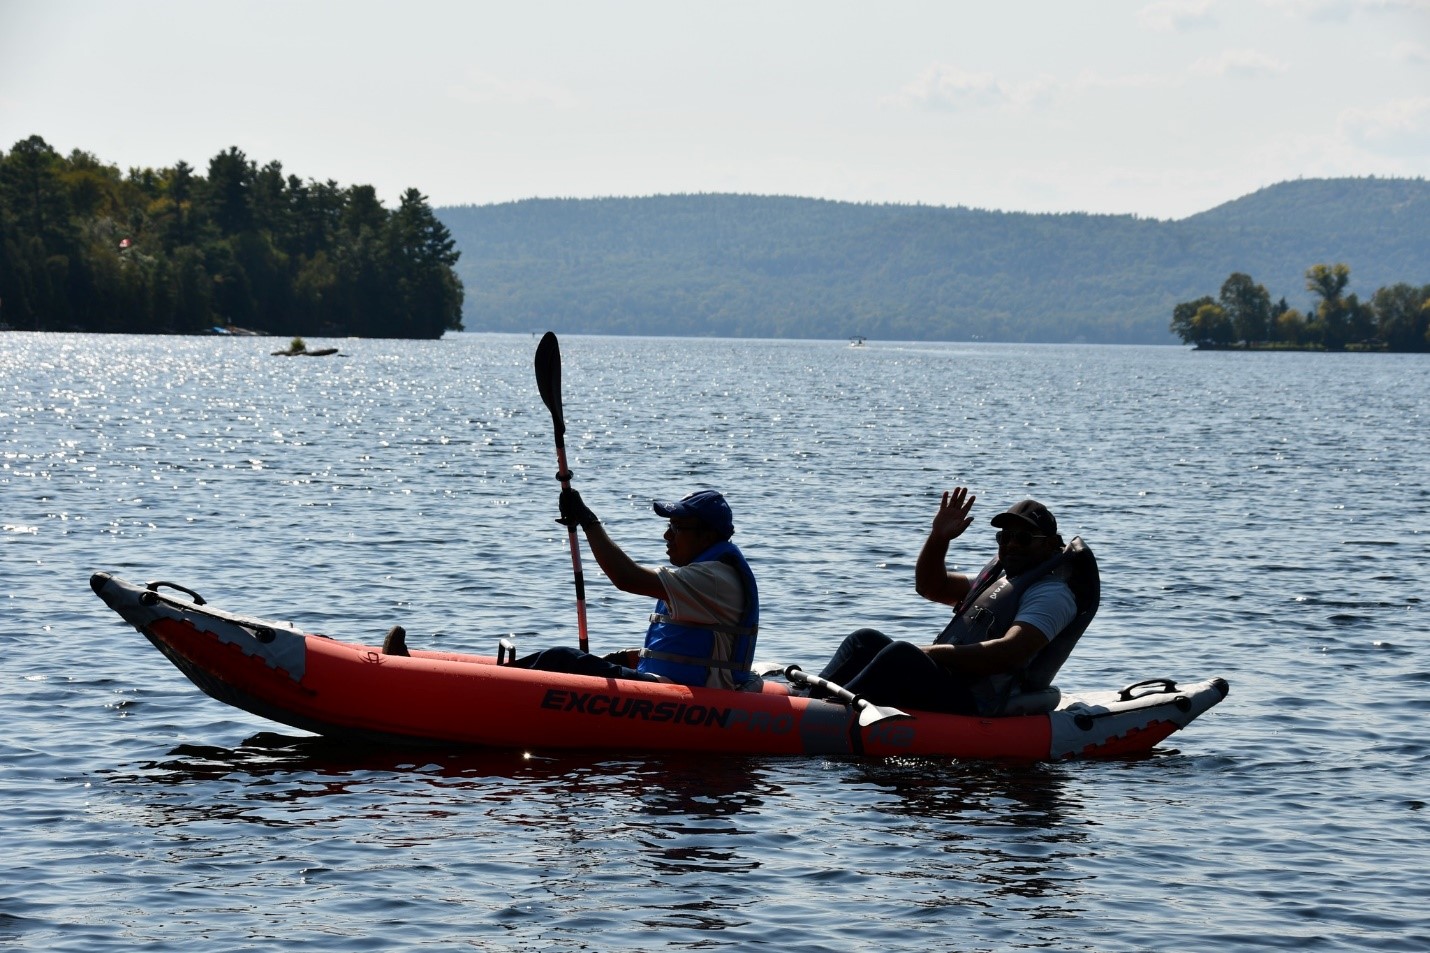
[2,0,1428,220]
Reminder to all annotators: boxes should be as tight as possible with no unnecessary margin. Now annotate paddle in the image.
[535,331,589,653]
[755,662,911,727]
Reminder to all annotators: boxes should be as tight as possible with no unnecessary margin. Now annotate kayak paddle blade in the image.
[535,331,565,441]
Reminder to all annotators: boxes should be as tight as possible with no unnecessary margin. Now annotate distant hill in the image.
[437,178,1429,344]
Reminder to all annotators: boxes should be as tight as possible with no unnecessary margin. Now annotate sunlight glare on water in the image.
[1,332,1426,951]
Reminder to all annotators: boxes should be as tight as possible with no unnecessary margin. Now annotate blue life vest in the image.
[935,537,1100,714]
[638,540,759,689]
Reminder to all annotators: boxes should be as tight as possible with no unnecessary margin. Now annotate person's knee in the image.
[847,628,891,651]
[531,646,586,672]
[872,640,930,667]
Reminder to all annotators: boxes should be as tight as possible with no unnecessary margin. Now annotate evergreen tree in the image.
[383,188,464,338]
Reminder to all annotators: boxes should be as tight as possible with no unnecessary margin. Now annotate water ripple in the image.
[2,333,1427,951]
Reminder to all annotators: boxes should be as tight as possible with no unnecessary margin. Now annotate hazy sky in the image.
[3,0,1427,219]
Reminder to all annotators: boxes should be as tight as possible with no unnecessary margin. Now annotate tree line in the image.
[0,135,464,338]
[1170,265,1430,351]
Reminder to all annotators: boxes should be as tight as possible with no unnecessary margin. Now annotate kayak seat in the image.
[381,625,409,657]
[1001,686,1061,715]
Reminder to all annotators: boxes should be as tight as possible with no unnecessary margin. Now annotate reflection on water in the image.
[104,730,1099,927]
[845,758,1088,910]
[109,732,783,864]
[120,732,780,813]
[102,731,803,939]
[853,757,1079,829]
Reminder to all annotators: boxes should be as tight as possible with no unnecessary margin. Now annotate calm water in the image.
[2,332,1427,952]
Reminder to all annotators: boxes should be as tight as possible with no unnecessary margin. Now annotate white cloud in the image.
[1393,40,1429,63]
[1069,69,1177,92]
[1138,0,1218,31]
[888,63,1178,121]
[891,66,1058,112]
[1339,96,1430,155]
[1259,0,1430,20]
[1191,48,1291,77]
[1260,0,1357,20]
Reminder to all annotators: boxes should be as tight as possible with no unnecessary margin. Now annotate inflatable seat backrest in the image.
[1019,536,1100,694]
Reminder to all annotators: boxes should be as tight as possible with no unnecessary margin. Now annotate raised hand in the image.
[930,486,976,543]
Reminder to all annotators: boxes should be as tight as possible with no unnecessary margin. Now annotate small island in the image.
[1171,264,1429,352]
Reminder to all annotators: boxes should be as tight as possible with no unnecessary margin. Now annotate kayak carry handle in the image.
[141,581,206,606]
[1118,678,1177,701]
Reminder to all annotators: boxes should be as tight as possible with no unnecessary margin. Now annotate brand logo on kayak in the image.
[539,688,794,734]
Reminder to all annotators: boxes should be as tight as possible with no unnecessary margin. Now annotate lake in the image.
[2,331,1426,951]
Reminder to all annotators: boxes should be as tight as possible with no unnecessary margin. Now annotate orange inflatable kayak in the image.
[91,572,1227,760]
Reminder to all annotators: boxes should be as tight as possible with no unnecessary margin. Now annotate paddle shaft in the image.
[783,666,858,705]
[776,664,910,727]
[554,449,589,653]
[535,332,590,653]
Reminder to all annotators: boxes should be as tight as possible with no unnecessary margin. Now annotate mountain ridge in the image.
[438,177,1429,344]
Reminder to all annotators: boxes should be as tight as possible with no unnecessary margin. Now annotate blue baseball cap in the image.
[652,490,734,538]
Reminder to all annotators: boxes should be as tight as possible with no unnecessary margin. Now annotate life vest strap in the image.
[639,647,752,672]
[647,612,757,638]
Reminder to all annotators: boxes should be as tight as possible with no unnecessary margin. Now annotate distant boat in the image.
[272,346,339,357]
[849,336,867,347]
[271,335,339,357]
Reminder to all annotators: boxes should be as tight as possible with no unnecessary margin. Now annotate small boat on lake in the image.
[271,346,340,356]
[271,336,339,356]
[90,572,1228,760]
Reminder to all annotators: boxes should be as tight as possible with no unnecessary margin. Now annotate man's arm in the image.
[925,579,1076,675]
[914,487,976,606]
[558,487,666,600]
[581,523,666,601]
[924,622,1048,676]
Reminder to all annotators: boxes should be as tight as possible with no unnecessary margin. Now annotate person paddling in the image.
[507,486,760,689]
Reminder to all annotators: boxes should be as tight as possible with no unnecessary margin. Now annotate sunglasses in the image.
[996,529,1048,547]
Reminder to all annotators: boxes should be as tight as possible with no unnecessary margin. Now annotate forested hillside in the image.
[0,136,463,338]
[439,178,1429,344]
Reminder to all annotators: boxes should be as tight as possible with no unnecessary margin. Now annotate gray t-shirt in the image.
[1014,577,1077,643]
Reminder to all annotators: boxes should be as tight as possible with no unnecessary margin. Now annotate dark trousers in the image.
[818,628,978,715]
[510,645,657,682]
